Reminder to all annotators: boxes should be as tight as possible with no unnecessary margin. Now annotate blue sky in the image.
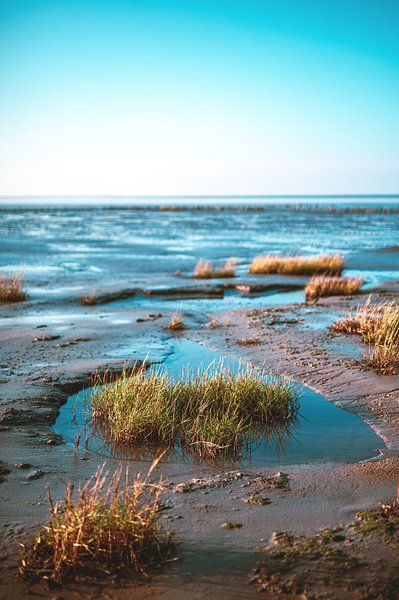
[0,0,398,196]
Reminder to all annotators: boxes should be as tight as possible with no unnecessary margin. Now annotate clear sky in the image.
[0,0,398,196]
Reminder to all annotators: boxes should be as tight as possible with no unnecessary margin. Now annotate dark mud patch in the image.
[0,358,147,427]
[143,285,225,299]
[82,288,137,304]
[251,505,399,599]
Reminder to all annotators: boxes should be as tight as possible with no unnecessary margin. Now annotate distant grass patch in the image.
[305,275,363,302]
[19,461,175,585]
[332,299,399,374]
[81,290,97,305]
[193,258,237,279]
[249,254,343,276]
[207,319,221,328]
[165,314,186,331]
[0,271,27,303]
[90,363,299,459]
[238,336,260,346]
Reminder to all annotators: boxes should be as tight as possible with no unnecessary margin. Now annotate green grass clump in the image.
[19,461,175,584]
[249,254,343,276]
[91,363,299,459]
[0,271,27,303]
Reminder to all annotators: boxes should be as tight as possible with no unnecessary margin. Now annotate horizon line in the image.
[1,193,399,200]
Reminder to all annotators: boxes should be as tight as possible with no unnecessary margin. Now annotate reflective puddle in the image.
[55,339,384,467]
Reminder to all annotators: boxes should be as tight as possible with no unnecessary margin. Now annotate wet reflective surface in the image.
[1,202,399,300]
[55,339,384,467]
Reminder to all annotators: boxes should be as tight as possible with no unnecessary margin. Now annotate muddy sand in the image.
[1,288,399,599]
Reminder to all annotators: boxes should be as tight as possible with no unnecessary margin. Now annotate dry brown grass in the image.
[207,319,221,328]
[0,271,27,303]
[238,336,261,346]
[249,254,343,276]
[193,258,237,279]
[165,314,186,331]
[81,290,97,305]
[19,461,175,584]
[332,298,384,342]
[332,298,399,375]
[305,275,363,302]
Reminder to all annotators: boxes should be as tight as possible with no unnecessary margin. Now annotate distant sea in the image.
[1,194,399,207]
[0,196,398,299]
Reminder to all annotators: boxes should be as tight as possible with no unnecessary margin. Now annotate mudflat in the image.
[1,204,399,599]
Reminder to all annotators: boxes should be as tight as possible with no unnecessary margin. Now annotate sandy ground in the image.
[1,289,399,599]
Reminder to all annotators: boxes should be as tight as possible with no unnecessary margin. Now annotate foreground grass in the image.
[193,258,236,278]
[249,254,343,276]
[305,275,363,302]
[332,299,399,374]
[91,363,299,459]
[19,461,175,584]
[0,271,27,302]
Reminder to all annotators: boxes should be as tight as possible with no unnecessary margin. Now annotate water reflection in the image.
[55,340,384,467]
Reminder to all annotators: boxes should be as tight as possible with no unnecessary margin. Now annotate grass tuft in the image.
[238,336,260,346]
[81,290,97,305]
[90,363,299,459]
[305,275,363,302]
[165,314,186,331]
[332,298,399,374]
[207,319,221,328]
[0,271,27,303]
[19,461,175,584]
[249,254,343,276]
[193,258,237,279]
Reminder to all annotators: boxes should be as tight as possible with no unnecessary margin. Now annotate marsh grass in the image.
[249,254,343,276]
[0,271,27,302]
[165,314,186,331]
[81,290,97,305]
[207,319,221,328]
[238,336,260,346]
[332,299,399,374]
[19,460,175,585]
[193,258,237,279]
[90,363,299,459]
[305,275,363,302]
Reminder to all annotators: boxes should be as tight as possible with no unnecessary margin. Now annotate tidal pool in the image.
[55,339,384,467]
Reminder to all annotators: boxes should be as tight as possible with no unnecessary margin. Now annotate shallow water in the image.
[55,339,384,467]
[1,201,398,304]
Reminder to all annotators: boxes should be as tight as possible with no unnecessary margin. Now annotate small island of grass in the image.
[90,364,299,459]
